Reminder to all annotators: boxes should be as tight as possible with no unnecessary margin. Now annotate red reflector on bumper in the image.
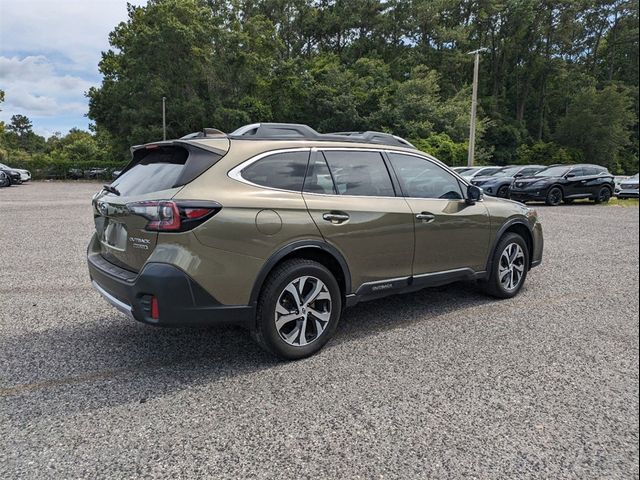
[151,297,159,320]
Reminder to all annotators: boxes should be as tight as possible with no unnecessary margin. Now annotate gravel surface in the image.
[1,181,638,479]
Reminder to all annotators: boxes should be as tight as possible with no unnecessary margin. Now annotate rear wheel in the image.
[480,233,529,299]
[545,187,563,206]
[496,185,510,198]
[594,186,612,204]
[253,259,342,359]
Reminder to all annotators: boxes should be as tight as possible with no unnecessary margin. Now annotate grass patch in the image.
[604,197,639,207]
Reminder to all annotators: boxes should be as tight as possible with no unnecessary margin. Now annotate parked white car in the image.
[0,163,31,182]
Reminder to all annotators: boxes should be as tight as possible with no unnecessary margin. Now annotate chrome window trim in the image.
[227,145,473,199]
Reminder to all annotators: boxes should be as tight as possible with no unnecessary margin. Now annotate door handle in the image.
[416,212,435,223]
[322,212,350,224]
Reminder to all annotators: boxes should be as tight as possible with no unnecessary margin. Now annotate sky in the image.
[0,0,146,138]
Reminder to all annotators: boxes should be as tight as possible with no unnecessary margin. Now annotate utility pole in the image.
[467,48,487,167]
[162,96,167,141]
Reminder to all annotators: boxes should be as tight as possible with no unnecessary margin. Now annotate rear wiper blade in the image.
[102,185,121,196]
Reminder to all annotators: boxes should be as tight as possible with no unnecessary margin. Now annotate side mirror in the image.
[566,172,576,178]
[514,173,524,178]
[466,184,483,204]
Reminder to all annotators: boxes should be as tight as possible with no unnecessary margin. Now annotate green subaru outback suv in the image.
[88,123,543,359]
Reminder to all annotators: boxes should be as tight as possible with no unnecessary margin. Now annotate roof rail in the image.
[328,131,416,149]
[227,123,416,149]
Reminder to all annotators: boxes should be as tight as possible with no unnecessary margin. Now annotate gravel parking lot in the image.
[1,181,638,479]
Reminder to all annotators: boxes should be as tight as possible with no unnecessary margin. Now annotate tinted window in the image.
[491,167,521,178]
[303,155,336,194]
[241,151,309,191]
[477,167,502,176]
[583,167,601,176]
[569,167,584,177]
[114,147,188,196]
[535,166,570,177]
[519,167,542,176]
[323,151,395,197]
[388,153,464,199]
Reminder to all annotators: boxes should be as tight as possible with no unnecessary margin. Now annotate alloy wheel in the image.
[599,188,611,202]
[275,276,332,347]
[548,188,562,206]
[499,243,526,291]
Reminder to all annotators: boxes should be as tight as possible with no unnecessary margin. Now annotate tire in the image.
[253,259,342,360]
[497,185,509,198]
[480,232,529,299]
[545,186,563,206]
[594,186,612,204]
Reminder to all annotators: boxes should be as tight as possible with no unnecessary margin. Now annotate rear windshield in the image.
[112,147,188,196]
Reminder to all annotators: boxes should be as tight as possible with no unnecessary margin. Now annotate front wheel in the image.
[480,233,529,299]
[545,187,563,206]
[497,185,510,198]
[594,187,612,204]
[253,259,342,359]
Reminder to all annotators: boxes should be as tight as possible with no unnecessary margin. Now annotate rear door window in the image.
[322,150,395,197]
[241,151,310,191]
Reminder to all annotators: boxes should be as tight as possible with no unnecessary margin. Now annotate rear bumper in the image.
[88,250,254,327]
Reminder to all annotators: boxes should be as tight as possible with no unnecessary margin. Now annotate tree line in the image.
[1,0,638,176]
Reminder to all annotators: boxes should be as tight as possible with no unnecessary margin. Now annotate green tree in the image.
[555,85,635,170]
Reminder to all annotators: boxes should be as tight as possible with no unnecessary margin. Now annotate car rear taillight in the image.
[127,200,221,232]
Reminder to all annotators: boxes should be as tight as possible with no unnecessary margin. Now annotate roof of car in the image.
[181,123,417,149]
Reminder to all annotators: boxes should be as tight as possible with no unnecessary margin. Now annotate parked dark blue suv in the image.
[509,164,615,206]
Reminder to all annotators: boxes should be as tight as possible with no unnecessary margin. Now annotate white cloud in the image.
[0,0,146,132]
[0,55,95,118]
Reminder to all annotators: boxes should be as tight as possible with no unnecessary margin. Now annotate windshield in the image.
[534,166,570,177]
[491,167,521,178]
[475,167,501,176]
